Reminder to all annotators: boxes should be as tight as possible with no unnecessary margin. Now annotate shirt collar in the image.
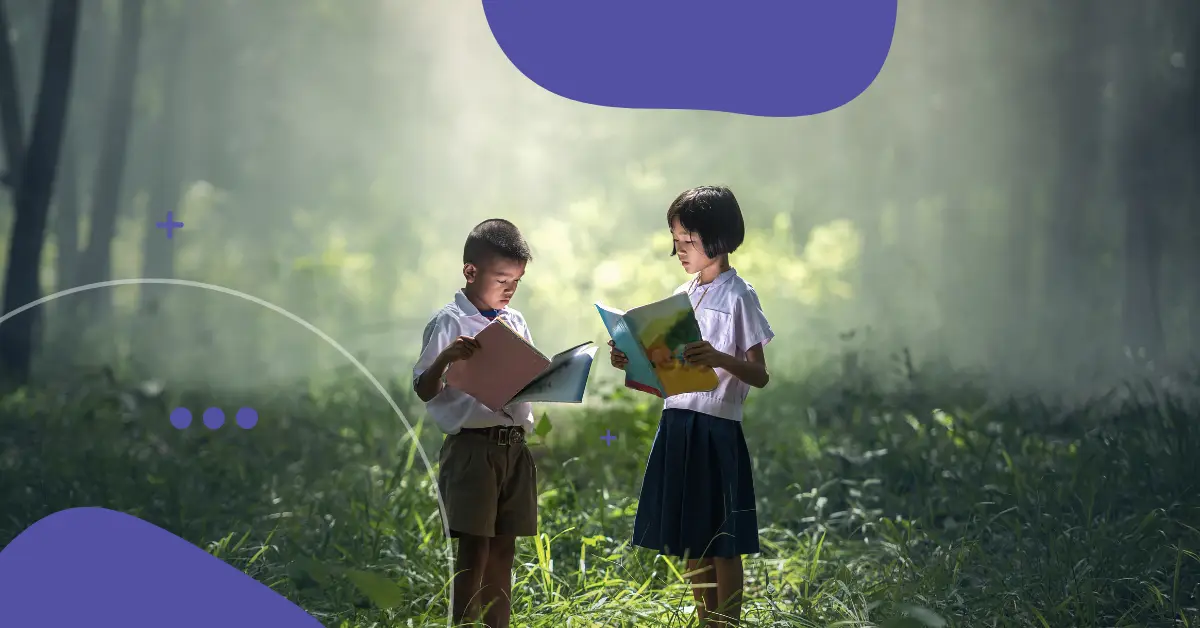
[455,289,504,319]
[692,267,737,291]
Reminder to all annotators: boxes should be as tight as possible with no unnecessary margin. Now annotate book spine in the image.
[625,377,663,398]
[622,316,665,393]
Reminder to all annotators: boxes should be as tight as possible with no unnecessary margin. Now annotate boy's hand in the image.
[682,341,728,368]
[439,335,480,365]
[608,340,628,370]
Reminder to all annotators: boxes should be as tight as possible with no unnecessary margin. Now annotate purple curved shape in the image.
[482,0,898,117]
[0,507,324,628]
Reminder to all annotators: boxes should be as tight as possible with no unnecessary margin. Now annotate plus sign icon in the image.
[156,211,184,239]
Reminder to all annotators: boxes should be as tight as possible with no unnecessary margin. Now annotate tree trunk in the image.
[74,0,143,308]
[0,0,81,383]
[0,0,24,189]
[1187,2,1200,351]
[53,134,78,288]
[1117,8,1168,363]
[138,9,186,299]
[1121,120,1165,361]
[998,3,1050,377]
[132,3,189,372]
[42,0,107,366]
[1043,0,1103,372]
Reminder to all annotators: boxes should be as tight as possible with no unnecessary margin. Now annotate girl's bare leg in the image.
[687,557,719,625]
[712,556,745,628]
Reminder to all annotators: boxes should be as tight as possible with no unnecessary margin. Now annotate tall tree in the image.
[74,0,143,312]
[139,2,188,298]
[1119,107,1166,362]
[54,0,111,294]
[1042,0,1105,371]
[997,4,1042,371]
[0,0,22,189]
[53,135,78,288]
[132,0,190,371]
[0,0,82,383]
[1191,3,1200,349]
[1118,0,1193,361]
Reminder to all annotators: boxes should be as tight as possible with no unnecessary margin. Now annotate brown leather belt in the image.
[458,425,526,446]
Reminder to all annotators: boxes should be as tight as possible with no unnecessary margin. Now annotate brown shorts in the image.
[437,426,538,538]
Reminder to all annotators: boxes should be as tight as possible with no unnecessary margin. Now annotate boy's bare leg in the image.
[481,535,517,628]
[687,558,718,625]
[712,556,745,628]
[453,534,490,625]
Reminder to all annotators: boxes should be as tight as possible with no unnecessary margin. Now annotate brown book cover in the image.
[444,319,551,412]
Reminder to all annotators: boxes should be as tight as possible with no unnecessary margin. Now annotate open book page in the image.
[511,340,592,396]
[541,340,594,374]
[444,319,550,412]
[508,343,598,404]
[595,303,663,395]
[622,292,718,397]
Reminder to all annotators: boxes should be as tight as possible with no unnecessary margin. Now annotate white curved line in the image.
[0,278,454,622]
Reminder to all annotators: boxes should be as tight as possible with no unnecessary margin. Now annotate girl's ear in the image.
[463,263,477,283]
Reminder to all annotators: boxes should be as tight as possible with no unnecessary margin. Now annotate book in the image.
[444,318,597,412]
[595,291,719,398]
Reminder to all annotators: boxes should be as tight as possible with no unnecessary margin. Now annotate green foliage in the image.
[2,364,1198,627]
[533,411,553,439]
[662,312,695,352]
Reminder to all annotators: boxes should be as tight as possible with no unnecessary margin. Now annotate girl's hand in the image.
[608,340,628,370]
[682,341,728,368]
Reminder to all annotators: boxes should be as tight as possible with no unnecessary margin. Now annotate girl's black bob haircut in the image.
[666,185,746,259]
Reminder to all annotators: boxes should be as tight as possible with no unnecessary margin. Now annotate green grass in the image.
[1,365,1199,627]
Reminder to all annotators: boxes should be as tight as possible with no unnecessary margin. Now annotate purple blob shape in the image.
[0,507,324,627]
[236,407,258,429]
[169,407,192,430]
[482,0,897,117]
[203,407,225,429]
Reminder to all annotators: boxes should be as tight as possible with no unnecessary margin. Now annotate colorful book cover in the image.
[595,291,718,398]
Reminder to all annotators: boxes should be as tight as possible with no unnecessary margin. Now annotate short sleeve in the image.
[500,309,534,346]
[412,313,459,390]
[520,318,534,346]
[733,286,774,354]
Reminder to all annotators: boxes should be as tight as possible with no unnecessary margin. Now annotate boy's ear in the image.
[463,263,477,283]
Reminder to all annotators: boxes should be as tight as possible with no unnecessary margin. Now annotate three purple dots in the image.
[170,407,257,430]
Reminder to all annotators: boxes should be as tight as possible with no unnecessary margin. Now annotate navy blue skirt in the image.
[631,408,760,559]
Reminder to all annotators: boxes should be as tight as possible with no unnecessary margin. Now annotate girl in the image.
[610,185,773,627]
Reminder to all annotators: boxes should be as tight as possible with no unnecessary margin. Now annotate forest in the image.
[0,0,1199,626]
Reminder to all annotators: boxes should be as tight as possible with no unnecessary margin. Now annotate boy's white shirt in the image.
[412,289,536,435]
[663,267,774,422]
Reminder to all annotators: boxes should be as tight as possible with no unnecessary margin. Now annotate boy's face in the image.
[464,256,526,310]
[671,219,714,275]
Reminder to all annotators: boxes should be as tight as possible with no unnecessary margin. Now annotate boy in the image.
[412,218,537,628]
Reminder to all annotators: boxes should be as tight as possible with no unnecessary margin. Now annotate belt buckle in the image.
[497,427,510,446]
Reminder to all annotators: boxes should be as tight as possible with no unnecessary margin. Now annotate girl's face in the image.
[671,219,715,275]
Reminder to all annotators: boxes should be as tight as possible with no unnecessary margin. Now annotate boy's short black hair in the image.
[666,185,745,258]
[463,218,533,266]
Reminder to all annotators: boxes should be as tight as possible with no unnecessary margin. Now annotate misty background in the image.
[0,0,1196,403]
[1,2,1199,625]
